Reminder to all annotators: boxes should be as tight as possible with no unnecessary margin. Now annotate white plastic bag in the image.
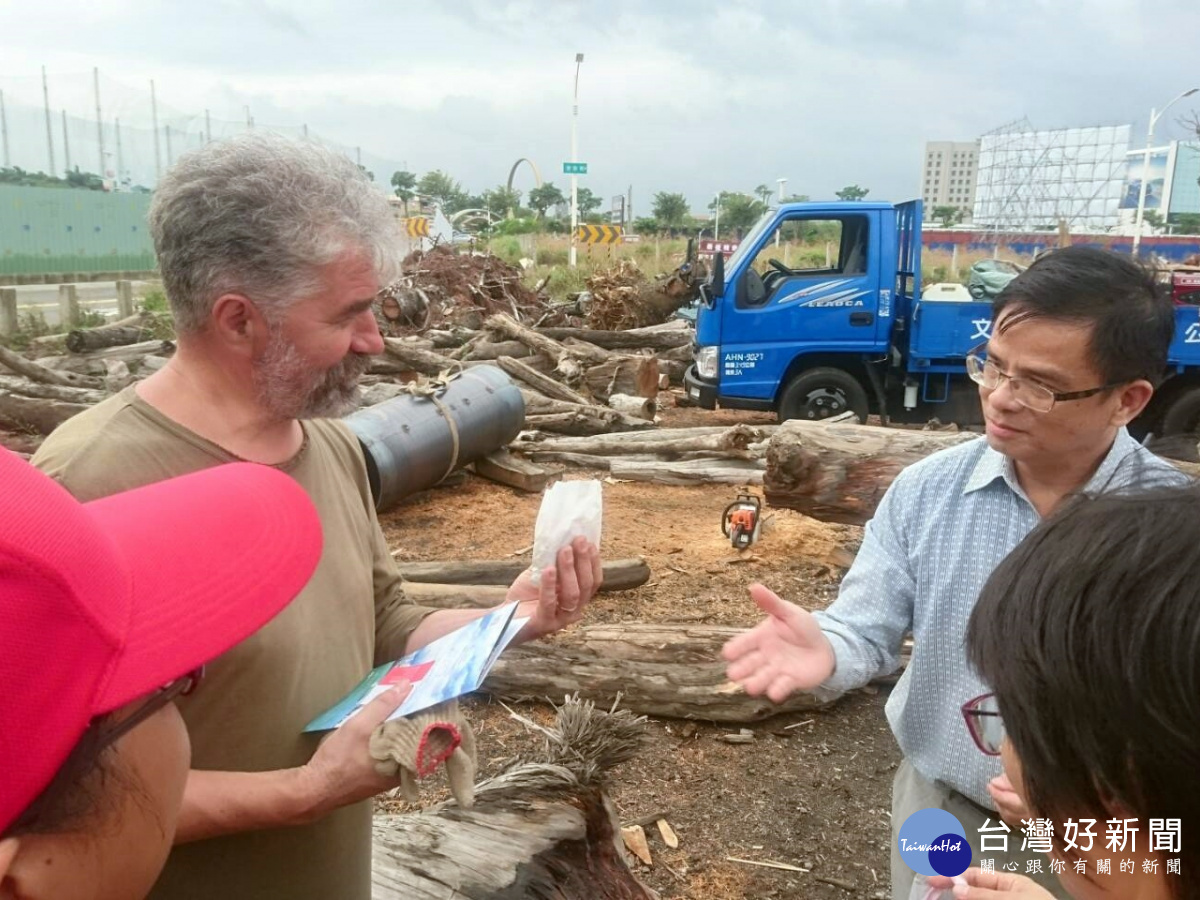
[529,479,603,586]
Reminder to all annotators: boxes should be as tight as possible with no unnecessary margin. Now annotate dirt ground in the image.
[377,393,901,900]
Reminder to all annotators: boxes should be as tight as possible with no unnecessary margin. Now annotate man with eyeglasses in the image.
[722,245,1185,899]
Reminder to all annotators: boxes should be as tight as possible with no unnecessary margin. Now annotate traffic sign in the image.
[404,218,430,238]
[698,238,740,258]
[576,224,622,244]
[563,162,588,175]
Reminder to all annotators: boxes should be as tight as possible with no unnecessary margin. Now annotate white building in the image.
[920,141,980,223]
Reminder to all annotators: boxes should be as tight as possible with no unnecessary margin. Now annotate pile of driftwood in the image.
[583,257,703,331]
[0,311,173,450]
[378,245,570,335]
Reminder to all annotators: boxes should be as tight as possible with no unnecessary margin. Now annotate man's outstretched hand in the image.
[721,584,837,702]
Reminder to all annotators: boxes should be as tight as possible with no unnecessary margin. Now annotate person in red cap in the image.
[31,132,603,900]
[0,447,335,899]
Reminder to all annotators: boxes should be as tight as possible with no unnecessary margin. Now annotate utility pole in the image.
[94,67,106,177]
[61,109,71,173]
[0,90,10,168]
[569,52,584,267]
[42,66,56,176]
[115,117,124,187]
[150,79,162,180]
[205,109,212,143]
[165,125,173,167]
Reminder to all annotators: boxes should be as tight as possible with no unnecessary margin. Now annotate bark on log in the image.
[0,391,90,435]
[0,375,107,405]
[523,411,654,437]
[763,420,979,526]
[65,319,155,353]
[383,338,461,377]
[537,326,692,351]
[464,339,534,361]
[371,696,655,900]
[486,313,610,370]
[402,582,511,608]
[582,356,659,402]
[529,424,767,458]
[0,342,99,389]
[607,457,765,485]
[606,393,655,420]
[496,356,592,406]
[395,557,650,592]
[483,624,861,722]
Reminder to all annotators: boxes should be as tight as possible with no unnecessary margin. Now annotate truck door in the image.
[718,213,881,400]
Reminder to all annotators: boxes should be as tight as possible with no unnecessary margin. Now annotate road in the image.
[10,281,151,327]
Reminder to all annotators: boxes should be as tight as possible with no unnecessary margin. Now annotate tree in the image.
[528,183,566,218]
[722,193,767,234]
[1143,210,1166,231]
[482,185,522,218]
[651,192,689,230]
[1171,213,1200,235]
[932,205,963,227]
[754,183,773,205]
[782,194,810,204]
[357,165,375,182]
[418,170,468,212]
[836,184,870,201]
[390,171,417,214]
[576,187,603,217]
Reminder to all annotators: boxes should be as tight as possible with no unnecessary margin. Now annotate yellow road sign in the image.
[575,224,623,244]
[404,218,430,238]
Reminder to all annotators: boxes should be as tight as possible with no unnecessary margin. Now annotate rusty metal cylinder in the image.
[344,364,525,511]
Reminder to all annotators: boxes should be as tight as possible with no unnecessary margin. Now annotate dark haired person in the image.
[932,482,1200,900]
[722,246,1185,898]
[0,447,350,899]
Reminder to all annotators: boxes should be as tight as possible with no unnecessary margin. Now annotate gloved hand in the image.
[368,700,477,808]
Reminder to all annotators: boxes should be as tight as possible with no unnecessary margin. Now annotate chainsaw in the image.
[721,493,762,550]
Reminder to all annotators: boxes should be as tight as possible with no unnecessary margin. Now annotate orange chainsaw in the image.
[722,493,762,550]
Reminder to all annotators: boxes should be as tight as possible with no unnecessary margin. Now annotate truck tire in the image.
[1161,386,1200,437]
[778,367,869,424]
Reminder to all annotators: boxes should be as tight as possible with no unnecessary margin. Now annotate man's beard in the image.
[253,328,372,420]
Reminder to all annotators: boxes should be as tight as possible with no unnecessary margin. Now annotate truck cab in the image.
[683,200,1200,439]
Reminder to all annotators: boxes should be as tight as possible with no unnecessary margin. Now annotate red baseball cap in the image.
[0,448,322,834]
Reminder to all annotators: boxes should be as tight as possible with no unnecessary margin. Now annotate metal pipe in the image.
[344,364,525,511]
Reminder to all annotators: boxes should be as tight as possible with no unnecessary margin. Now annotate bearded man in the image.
[32,132,603,900]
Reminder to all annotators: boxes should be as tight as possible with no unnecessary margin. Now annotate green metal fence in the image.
[0,185,156,276]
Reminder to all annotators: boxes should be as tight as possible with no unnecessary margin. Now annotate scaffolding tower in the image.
[972,118,1132,234]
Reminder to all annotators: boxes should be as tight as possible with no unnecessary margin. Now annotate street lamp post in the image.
[569,53,584,268]
[1133,87,1198,256]
[714,193,720,240]
[775,177,787,247]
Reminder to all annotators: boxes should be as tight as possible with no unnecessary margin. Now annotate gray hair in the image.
[148,132,400,334]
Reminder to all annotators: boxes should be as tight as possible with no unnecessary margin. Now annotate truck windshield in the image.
[721,211,775,274]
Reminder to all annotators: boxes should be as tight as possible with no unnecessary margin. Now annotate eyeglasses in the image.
[95,667,205,751]
[962,692,1005,756]
[965,346,1123,414]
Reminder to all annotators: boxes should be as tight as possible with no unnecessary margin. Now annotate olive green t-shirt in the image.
[32,386,436,900]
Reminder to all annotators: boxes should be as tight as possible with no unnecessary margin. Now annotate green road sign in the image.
[562,162,588,175]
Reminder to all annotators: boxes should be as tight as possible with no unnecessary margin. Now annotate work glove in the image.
[368,700,477,808]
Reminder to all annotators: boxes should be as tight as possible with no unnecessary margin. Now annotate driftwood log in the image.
[65,315,156,353]
[486,313,609,380]
[524,424,768,459]
[0,391,90,435]
[537,326,692,351]
[497,356,592,406]
[371,697,655,900]
[464,339,534,361]
[395,557,651,593]
[402,582,511,608]
[582,356,659,402]
[382,338,461,377]
[606,393,655,420]
[763,420,979,525]
[523,411,654,437]
[607,457,765,485]
[0,375,107,405]
[519,391,655,434]
[0,342,101,389]
[482,624,896,722]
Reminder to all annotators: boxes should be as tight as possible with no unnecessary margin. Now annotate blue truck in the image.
[683,199,1200,438]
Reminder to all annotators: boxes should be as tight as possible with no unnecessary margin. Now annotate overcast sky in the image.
[2,0,1198,212]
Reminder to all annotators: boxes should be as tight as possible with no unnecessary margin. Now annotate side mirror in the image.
[711,251,726,299]
[686,237,696,266]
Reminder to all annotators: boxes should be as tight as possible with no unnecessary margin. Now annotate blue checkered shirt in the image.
[812,428,1185,808]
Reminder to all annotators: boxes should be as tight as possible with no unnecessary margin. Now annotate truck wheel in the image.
[1161,386,1200,437]
[778,368,869,423]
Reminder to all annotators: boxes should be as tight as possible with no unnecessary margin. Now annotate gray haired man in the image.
[33,133,603,900]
